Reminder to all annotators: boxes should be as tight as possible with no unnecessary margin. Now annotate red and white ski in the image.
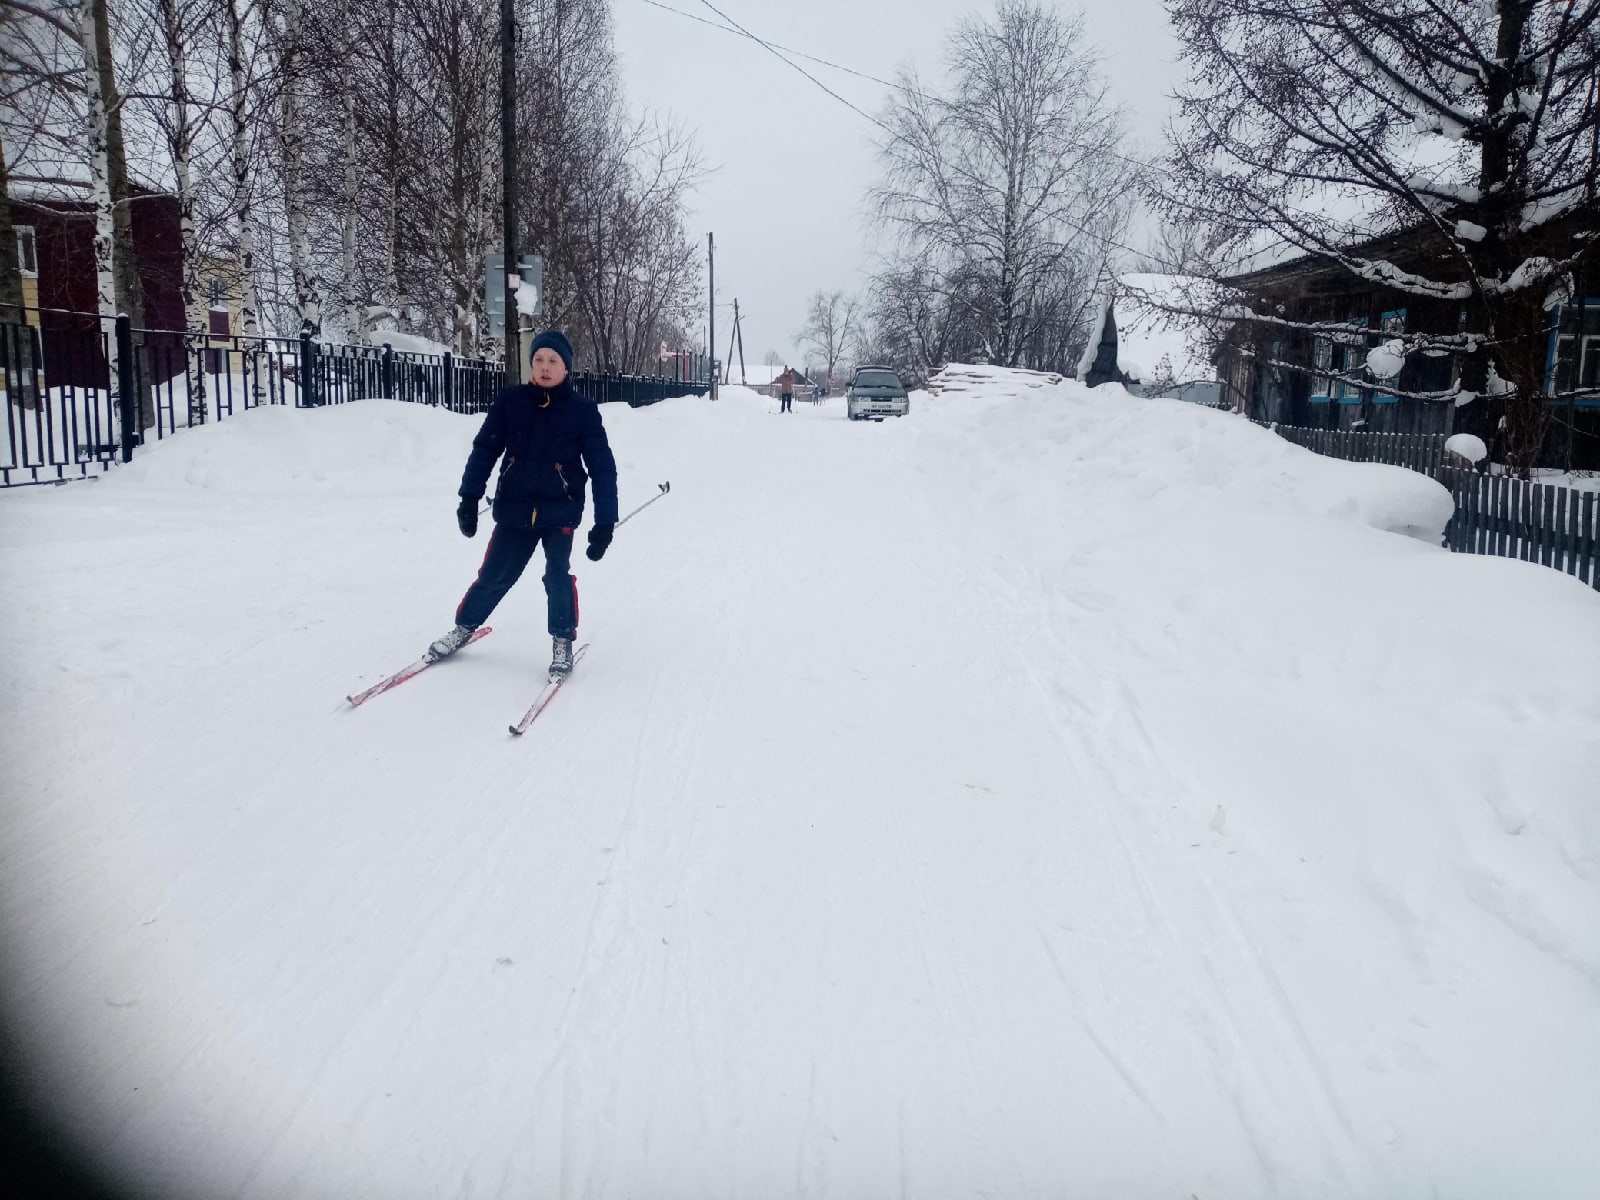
[509,643,589,736]
[346,626,493,707]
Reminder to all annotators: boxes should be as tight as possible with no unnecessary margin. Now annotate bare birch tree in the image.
[271,0,317,337]
[870,0,1135,371]
[225,0,261,338]
[794,289,859,383]
[152,0,216,422]
[76,0,118,351]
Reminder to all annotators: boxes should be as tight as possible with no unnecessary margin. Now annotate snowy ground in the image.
[2,369,1598,1198]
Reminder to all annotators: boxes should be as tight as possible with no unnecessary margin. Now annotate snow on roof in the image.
[1113,273,1223,387]
[925,363,1065,395]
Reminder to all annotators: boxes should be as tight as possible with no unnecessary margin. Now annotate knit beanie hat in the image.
[528,329,574,372]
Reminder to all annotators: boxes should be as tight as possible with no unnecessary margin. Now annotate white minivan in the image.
[846,366,910,421]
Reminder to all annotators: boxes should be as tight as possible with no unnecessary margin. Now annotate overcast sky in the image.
[610,0,1182,372]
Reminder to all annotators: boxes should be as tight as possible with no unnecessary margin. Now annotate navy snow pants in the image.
[455,522,578,638]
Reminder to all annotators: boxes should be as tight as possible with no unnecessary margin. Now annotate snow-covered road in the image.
[3,373,1598,1198]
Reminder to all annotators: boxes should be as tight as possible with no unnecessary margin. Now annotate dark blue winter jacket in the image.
[459,381,619,530]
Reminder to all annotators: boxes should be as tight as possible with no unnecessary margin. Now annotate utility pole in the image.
[707,231,716,399]
[725,298,739,385]
[735,300,747,386]
[500,0,521,382]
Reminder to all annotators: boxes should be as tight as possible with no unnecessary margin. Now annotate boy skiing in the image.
[426,329,618,681]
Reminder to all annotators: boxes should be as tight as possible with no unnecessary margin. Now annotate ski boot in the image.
[426,624,476,663]
[549,636,575,681]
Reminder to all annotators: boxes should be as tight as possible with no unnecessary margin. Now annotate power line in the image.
[633,0,1159,264]
[637,0,1162,181]
[638,0,910,96]
[689,0,899,138]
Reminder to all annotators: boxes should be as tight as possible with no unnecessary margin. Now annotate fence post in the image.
[443,352,454,411]
[116,314,136,463]
[299,334,320,407]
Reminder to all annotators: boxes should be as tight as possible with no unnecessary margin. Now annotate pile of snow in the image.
[924,362,1064,395]
[1367,337,1408,380]
[925,365,1453,543]
[2,372,1597,1198]
[1445,432,1490,465]
[370,329,454,358]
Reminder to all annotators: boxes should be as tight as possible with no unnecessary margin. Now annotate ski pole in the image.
[617,481,670,528]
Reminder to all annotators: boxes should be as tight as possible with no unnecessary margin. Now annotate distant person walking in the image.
[777,366,796,413]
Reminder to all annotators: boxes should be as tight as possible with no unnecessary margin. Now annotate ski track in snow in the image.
[2,381,1599,1198]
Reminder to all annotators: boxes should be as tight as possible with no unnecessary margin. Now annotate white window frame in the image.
[15,225,38,278]
[1548,300,1600,404]
[1333,315,1368,403]
[1310,331,1334,402]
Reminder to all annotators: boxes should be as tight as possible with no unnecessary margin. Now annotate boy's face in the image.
[531,347,568,387]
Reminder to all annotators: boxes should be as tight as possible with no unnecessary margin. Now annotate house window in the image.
[15,226,38,278]
[1331,315,1369,404]
[1311,332,1334,402]
[208,277,228,308]
[1549,300,1600,403]
[1373,308,1405,404]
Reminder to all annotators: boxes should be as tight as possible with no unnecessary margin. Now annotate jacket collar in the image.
[525,379,573,408]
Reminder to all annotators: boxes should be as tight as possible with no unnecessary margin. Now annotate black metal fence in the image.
[1265,421,1600,590]
[1,309,709,487]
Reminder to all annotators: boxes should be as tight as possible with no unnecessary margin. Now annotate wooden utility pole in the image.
[707,232,716,399]
[725,298,747,386]
[735,299,747,386]
[500,0,521,381]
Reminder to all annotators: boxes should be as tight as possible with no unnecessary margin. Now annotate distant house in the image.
[8,177,241,386]
[1079,274,1224,406]
[1214,208,1599,467]
[10,179,182,328]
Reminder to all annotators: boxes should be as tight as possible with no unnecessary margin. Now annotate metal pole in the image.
[115,314,136,462]
[500,0,521,383]
[707,231,716,399]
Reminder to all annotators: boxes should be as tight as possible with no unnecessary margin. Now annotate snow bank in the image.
[924,364,1454,543]
[97,399,471,499]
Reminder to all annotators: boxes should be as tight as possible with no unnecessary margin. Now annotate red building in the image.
[10,181,186,386]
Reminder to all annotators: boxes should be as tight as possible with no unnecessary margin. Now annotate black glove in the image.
[457,496,479,538]
[586,522,614,561]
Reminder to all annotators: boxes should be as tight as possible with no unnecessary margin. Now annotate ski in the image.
[346,626,493,707]
[509,643,589,736]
